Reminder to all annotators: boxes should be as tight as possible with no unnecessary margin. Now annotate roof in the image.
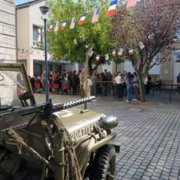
[16,0,45,9]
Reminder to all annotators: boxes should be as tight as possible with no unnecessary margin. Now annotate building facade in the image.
[16,0,50,77]
[16,0,80,77]
[0,0,16,63]
[160,1,180,83]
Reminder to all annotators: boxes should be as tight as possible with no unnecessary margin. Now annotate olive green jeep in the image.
[0,63,119,180]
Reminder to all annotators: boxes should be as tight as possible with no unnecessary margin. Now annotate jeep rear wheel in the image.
[89,145,116,180]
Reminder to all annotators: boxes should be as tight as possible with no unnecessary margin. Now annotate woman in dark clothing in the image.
[125,72,133,102]
[146,75,152,95]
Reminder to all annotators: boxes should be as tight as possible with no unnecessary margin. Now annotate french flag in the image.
[78,13,86,25]
[60,21,67,30]
[70,17,76,29]
[91,7,100,23]
[48,24,54,32]
[54,21,59,32]
[107,0,117,16]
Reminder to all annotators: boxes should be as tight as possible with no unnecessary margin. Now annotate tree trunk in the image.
[84,49,90,97]
[138,74,146,102]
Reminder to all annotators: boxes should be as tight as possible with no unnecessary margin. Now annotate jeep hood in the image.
[52,107,104,139]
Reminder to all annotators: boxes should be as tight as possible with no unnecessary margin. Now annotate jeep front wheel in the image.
[89,145,116,180]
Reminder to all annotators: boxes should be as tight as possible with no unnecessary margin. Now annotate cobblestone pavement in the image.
[35,94,180,180]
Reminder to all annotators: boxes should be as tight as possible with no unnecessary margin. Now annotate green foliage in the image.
[47,0,113,63]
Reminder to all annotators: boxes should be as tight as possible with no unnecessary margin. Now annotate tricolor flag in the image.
[138,41,145,50]
[105,54,109,60]
[127,0,137,8]
[78,13,86,26]
[60,20,67,30]
[117,48,123,56]
[91,7,100,24]
[54,21,59,32]
[107,0,117,16]
[70,17,76,29]
[48,24,54,32]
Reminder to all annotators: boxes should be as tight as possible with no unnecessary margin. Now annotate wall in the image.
[16,7,30,49]
[16,1,46,76]
[0,0,16,63]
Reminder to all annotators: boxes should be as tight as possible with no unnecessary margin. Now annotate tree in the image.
[47,0,113,75]
[111,0,179,101]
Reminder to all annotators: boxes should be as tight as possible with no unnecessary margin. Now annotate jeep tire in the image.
[89,144,116,180]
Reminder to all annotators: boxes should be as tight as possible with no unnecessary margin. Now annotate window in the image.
[33,25,42,47]
[34,62,43,77]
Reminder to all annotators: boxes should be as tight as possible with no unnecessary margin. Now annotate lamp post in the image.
[40,5,49,103]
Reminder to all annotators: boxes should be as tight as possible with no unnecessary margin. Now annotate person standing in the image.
[114,72,124,100]
[125,72,133,102]
[79,69,85,97]
[28,75,35,93]
[103,69,108,96]
[132,73,139,100]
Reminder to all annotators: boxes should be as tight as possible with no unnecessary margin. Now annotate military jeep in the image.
[0,63,119,180]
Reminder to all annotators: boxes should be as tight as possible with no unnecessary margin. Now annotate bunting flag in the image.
[48,24,54,32]
[112,49,116,56]
[60,20,67,30]
[91,7,100,23]
[128,48,134,55]
[78,13,86,25]
[70,17,76,29]
[127,0,137,8]
[54,21,59,32]
[105,54,109,60]
[117,48,123,56]
[138,41,145,49]
[107,0,117,16]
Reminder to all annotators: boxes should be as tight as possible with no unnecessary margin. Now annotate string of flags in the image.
[47,0,137,32]
[18,0,141,62]
[18,40,164,64]
[94,40,145,62]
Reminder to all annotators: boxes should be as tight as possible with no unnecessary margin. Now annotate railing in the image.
[161,83,180,103]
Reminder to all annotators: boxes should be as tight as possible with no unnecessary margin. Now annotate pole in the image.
[44,18,49,103]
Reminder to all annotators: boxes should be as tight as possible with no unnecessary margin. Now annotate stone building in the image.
[0,0,16,63]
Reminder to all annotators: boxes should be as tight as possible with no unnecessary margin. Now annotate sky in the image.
[15,0,31,5]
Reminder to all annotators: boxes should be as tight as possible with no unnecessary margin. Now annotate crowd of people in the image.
[29,69,80,95]
[29,69,163,102]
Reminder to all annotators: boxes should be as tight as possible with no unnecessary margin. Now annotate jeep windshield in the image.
[0,64,30,107]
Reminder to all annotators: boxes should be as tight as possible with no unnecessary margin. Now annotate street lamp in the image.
[40,5,49,103]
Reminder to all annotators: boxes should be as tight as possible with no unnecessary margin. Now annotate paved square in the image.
[35,94,180,180]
